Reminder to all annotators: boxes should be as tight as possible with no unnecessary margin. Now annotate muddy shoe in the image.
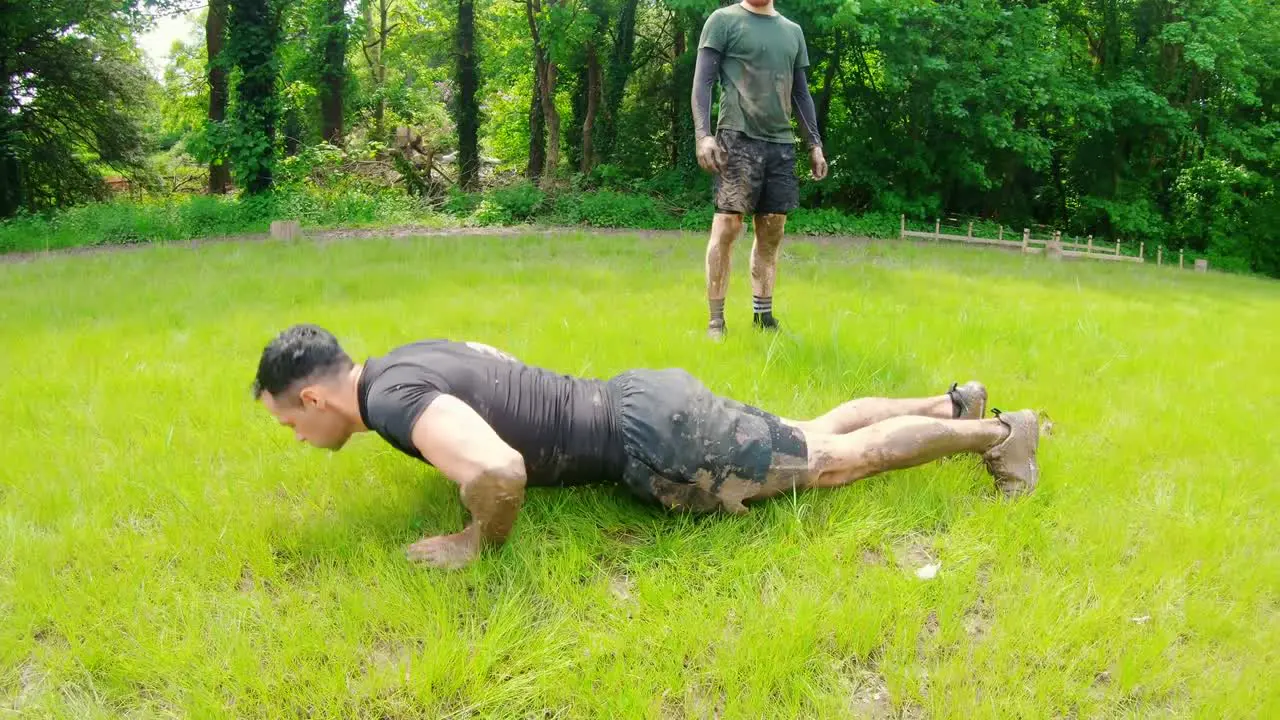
[707,319,726,341]
[948,381,987,419]
[752,312,781,332]
[983,409,1039,497]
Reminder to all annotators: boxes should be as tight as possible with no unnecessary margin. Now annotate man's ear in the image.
[298,385,323,409]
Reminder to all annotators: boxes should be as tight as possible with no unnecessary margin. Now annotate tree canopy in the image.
[2,0,1277,275]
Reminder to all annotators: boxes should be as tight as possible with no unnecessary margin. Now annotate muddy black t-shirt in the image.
[356,340,625,486]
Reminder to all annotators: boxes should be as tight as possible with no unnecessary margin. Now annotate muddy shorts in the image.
[605,369,809,513]
[712,129,800,216]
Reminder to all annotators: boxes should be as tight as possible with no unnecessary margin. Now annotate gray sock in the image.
[709,298,725,325]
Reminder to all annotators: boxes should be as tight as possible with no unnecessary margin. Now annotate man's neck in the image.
[740,1,777,16]
[334,364,370,432]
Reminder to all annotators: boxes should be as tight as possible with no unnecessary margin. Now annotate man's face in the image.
[261,388,352,450]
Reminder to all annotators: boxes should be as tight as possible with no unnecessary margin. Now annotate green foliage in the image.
[6,0,1280,274]
[550,190,677,229]
[0,191,437,254]
[473,181,547,225]
[0,196,263,252]
[443,186,481,215]
[0,0,150,216]
[785,209,901,239]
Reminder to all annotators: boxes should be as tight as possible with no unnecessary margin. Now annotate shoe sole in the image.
[987,409,1039,497]
[955,381,987,419]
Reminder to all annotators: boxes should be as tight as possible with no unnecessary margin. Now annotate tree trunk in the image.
[455,0,480,189]
[1051,144,1068,226]
[669,20,687,169]
[206,0,232,193]
[567,65,588,172]
[816,30,839,139]
[526,0,560,187]
[228,0,279,194]
[363,0,392,140]
[0,98,20,215]
[0,98,19,215]
[0,148,18,217]
[575,2,608,174]
[596,0,638,164]
[527,62,546,182]
[319,0,347,145]
[541,61,560,185]
[581,43,602,173]
[283,108,301,156]
[375,2,388,139]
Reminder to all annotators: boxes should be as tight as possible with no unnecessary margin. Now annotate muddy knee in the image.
[714,213,744,240]
[753,213,786,250]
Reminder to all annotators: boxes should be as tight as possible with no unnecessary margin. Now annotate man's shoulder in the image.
[707,4,746,23]
[710,4,744,17]
[371,339,520,380]
[775,12,803,33]
[363,341,450,386]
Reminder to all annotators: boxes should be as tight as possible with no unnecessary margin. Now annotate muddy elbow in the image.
[489,451,528,491]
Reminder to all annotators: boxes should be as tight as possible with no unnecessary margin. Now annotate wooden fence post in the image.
[1180,249,1185,268]
[1157,246,1163,265]
[998,226,1004,243]
[900,214,906,240]
[270,220,301,241]
[1139,242,1145,261]
[1047,231,1063,260]
[1087,235,1093,253]
[967,221,973,239]
[935,218,941,241]
[1115,240,1121,256]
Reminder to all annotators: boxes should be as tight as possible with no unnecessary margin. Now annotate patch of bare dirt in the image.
[891,537,936,571]
[846,668,895,719]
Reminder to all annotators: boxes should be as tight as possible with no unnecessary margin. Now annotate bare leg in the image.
[800,417,1008,490]
[706,213,744,302]
[790,394,955,435]
[749,213,787,298]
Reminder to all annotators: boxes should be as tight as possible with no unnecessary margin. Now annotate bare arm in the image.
[406,394,527,567]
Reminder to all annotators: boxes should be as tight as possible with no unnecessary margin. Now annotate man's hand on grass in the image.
[405,527,482,569]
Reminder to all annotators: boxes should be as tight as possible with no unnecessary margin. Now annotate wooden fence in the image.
[899,215,1209,271]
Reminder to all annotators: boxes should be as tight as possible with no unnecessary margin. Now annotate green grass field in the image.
[2,232,1277,718]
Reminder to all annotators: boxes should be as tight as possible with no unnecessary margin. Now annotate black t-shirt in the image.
[357,340,625,486]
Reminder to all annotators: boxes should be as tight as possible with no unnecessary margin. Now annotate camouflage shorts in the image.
[712,129,800,216]
[606,369,809,514]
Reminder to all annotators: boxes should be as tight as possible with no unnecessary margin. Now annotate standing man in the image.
[693,0,827,339]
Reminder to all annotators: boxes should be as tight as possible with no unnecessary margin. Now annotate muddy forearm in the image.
[458,461,527,545]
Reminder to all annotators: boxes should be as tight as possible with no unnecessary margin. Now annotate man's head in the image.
[253,324,358,450]
[741,0,775,11]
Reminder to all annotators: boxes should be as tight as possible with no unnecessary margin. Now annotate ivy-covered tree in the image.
[454,0,480,189]
[207,0,233,192]
[227,0,281,193]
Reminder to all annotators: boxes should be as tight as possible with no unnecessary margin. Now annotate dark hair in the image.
[252,324,353,402]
